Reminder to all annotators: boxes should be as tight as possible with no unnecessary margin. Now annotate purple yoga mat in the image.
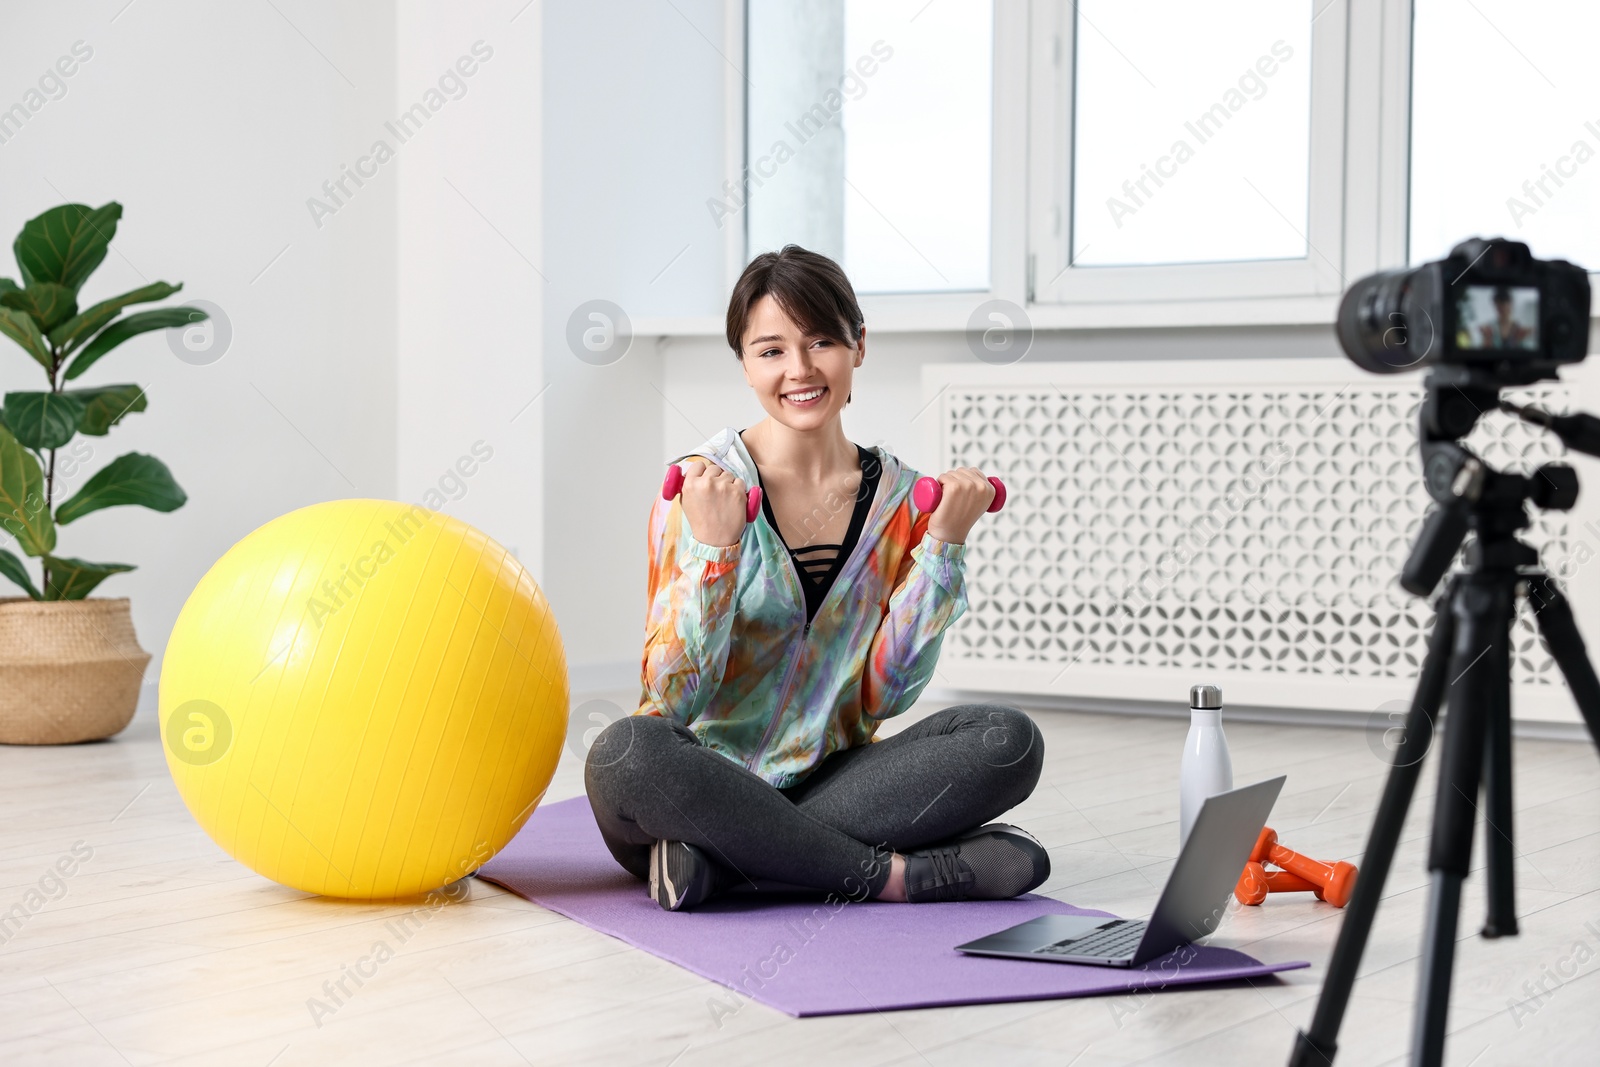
[475,796,1309,1017]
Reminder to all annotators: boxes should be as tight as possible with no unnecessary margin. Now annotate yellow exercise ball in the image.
[159,499,568,899]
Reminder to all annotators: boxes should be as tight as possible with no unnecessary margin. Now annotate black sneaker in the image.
[649,840,727,911]
[903,824,1050,903]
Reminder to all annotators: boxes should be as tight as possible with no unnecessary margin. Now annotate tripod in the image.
[1289,367,1600,1066]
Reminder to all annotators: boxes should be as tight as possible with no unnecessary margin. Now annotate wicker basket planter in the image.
[0,597,151,745]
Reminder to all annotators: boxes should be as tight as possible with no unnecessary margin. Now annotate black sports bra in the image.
[743,438,882,625]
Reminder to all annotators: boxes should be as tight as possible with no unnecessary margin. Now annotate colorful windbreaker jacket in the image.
[638,427,969,788]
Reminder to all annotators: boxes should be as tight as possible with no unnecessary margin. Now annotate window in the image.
[1070,1,1312,267]
[1409,0,1600,272]
[1029,0,1347,314]
[731,0,1595,332]
[745,0,993,294]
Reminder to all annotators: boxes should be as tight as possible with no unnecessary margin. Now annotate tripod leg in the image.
[1412,574,1504,1067]
[1288,585,1456,1067]
[1526,574,1600,747]
[1416,873,1464,1064]
[1481,629,1517,938]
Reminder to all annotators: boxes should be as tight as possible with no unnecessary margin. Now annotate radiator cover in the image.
[923,358,1600,724]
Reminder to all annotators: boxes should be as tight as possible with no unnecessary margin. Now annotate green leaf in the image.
[0,547,41,599]
[0,306,53,371]
[65,384,147,436]
[0,283,77,333]
[0,279,18,298]
[0,423,54,556]
[3,392,87,450]
[15,202,122,291]
[41,555,134,601]
[55,452,185,525]
[64,306,207,381]
[49,280,183,355]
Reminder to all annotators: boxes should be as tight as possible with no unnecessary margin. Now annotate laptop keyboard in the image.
[1034,919,1147,959]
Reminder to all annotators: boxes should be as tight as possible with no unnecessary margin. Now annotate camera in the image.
[1300,239,1600,1067]
[1336,237,1589,375]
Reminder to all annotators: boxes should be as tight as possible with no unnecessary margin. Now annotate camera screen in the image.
[1455,284,1539,351]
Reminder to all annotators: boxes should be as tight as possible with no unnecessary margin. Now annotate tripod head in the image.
[1401,363,1599,596]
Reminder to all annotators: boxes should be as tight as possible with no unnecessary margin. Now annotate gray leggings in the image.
[584,704,1044,899]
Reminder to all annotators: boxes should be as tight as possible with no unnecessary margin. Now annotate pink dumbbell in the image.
[661,463,763,524]
[913,475,1007,515]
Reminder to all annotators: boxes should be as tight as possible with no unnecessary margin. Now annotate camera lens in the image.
[1336,269,1436,374]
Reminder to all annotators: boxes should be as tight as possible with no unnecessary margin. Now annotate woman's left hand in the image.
[924,467,996,545]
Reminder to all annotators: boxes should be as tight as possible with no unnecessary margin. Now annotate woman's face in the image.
[738,294,863,428]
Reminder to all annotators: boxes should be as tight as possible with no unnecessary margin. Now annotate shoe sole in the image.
[649,840,679,910]
[650,840,707,911]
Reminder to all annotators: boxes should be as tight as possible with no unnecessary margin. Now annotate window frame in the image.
[704,1,1520,337]
[1030,0,1408,327]
[1029,0,1349,314]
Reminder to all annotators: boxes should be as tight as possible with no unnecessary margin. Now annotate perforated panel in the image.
[925,360,1597,716]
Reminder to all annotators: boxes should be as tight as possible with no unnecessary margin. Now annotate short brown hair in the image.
[725,245,864,358]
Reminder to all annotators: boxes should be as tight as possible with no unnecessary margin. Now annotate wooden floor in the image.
[3,690,1598,1066]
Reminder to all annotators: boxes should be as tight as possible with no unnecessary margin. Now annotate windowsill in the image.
[633,294,1347,336]
[634,275,1600,337]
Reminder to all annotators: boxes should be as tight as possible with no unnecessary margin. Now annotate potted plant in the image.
[0,202,201,744]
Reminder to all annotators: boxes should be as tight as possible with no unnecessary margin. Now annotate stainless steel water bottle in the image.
[1179,684,1233,847]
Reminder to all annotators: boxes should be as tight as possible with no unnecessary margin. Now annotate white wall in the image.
[394,3,542,601]
[0,1,399,714]
[395,0,730,690]
[538,0,728,686]
[2,1,737,715]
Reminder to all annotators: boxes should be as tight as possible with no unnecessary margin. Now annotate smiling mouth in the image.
[783,386,828,405]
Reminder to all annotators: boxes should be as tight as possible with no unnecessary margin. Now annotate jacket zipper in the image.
[747,552,810,772]
[750,628,809,775]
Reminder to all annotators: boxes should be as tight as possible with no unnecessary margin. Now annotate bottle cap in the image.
[1190,684,1222,709]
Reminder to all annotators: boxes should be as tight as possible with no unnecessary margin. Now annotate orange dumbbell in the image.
[1249,826,1358,908]
[1246,826,1275,865]
[1270,842,1357,908]
[1234,860,1322,906]
[1245,827,1321,898]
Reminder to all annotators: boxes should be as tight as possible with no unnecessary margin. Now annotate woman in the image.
[585,245,1049,911]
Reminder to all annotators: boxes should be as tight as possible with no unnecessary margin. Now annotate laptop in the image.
[955,775,1286,967]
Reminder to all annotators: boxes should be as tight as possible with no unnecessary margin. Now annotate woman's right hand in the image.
[679,460,750,547]
[923,467,996,546]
